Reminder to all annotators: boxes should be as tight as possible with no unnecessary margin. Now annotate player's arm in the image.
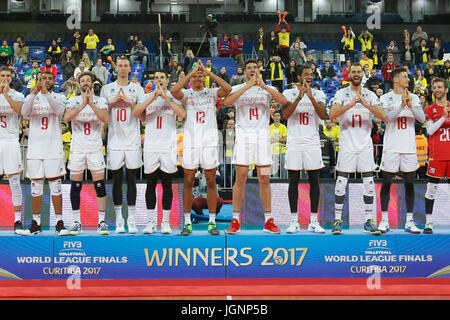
[204,67,232,98]
[21,93,36,117]
[329,94,358,120]
[366,103,386,122]
[222,78,256,107]
[281,96,299,119]
[426,109,447,135]
[90,97,109,124]
[171,64,199,101]
[3,93,23,116]
[43,92,66,116]
[161,93,186,120]
[259,79,287,106]
[132,92,158,118]
[407,94,426,123]
[304,84,326,120]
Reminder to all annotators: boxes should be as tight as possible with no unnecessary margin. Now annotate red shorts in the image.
[427,160,450,178]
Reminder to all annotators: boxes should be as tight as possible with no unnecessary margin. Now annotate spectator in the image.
[47,39,62,64]
[323,118,339,153]
[40,57,58,79]
[403,29,410,42]
[361,64,371,87]
[285,59,297,88]
[61,50,77,83]
[276,20,291,65]
[183,49,195,73]
[267,56,285,93]
[200,13,219,57]
[70,31,82,65]
[19,117,29,146]
[166,37,174,61]
[155,35,170,69]
[255,26,269,63]
[414,69,428,91]
[83,28,99,64]
[130,40,149,70]
[359,51,374,71]
[342,59,352,86]
[169,64,183,83]
[304,52,316,66]
[403,65,415,92]
[375,88,384,99]
[126,35,138,57]
[204,58,217,88]
[61,77,81,99]
[0,40,13,65]
[14,40,29,68]
[341,26,356,62]
[381,54,397,92]
[401,37,415,68]
[13,36,22,59]
[419,94,429,108]
[9,68,23,92]
[358,30,373,53]
[365,68,384,93]
[368,43,383,70]
[424,60,440,84]
[230,34,244,69]
[257,58,268,82]
[431,38,444,66]
[100,38,115,63]
[384,40,400,66]
[108,55,119,83]
[270,110,287,178]
[217,66,229,84]
[321,60,339,86]
[411,25,428,48]
[81,51,92,70]
[130,76,141,86]
[230,67,246,86]
[267,30,279,58]
[289,37,307,66]
[319,124,336,179]
[416,39,430,70]
[218,33,231,57]
[23,61,40,94]
[310,62,321,81]
[222,118,235,188]
[92,57,108,84]
[415,123,428,179]
[443,60,450,80]
[74,61,87,79]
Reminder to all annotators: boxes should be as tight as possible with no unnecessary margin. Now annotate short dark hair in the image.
[350,63,363,71]
[296,65,311,77]
[432,77,448,88]
[392,67,407,80]
[244,59,258,68]
[77,71,95,83]
[154,69,168,78]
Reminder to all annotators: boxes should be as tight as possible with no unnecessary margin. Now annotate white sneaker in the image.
[115,218,125,233]
[286,222,300,234]
[378,220,390,233]
[127,216,138,234]
[160,221,172,234]
[424,222,433,234]
[308,221,325,234]
[405,220,420,234]
[143,221,156,234]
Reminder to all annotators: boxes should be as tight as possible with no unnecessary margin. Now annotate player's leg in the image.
[23,160,44,235]
[286,169,300,233]
[379,171,395,233]
[92,170,108,235]
[228,164,249,234]
[306,169,325,233]
[159,170,174,234]
[333,171,349,235]
[48,176,68,236]
[204,167,219,235]
[403,171,420,234]
[111,168,125,233]
[68,172,83,235]
[258,165,280,234]
[181,168,196,235]
[361,171,381,235]
[125,168,138,233]
[144,169,159,234]
[8,174,23,234]
[424,177,440,234]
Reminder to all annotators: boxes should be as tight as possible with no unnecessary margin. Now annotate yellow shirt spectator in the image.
[84,34,99,50]
[270,122,287,154]
[360,57,373,71]
[324,124,340,152]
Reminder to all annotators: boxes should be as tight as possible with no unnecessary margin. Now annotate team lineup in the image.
[1,56,449,236]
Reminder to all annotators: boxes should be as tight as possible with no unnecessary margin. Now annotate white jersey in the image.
[66,95,108,153]
[180,87,219,148]
[100,81,145,150]
[23,92,66,159]
[0,89,25,141]
[231,83,277,141]
[144,91,177,152]
[380,91,421,154]
[283,87,326,151]
[333,86,380,153]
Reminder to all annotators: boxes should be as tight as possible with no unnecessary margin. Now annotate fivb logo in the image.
[66,4,81,30]
[365,1,381,30]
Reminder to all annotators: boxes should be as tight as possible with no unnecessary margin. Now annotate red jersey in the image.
[424,102,450,161]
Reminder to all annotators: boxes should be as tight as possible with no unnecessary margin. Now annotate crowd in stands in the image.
[3,22,449,184]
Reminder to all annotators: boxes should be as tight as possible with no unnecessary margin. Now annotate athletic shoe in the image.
[160,221,172,234]
[55,220,69,236]
[180,224,192,236]
[22,220,42,236]
[378,220,390,233]
[115,218,125,233]
[14,220,24,235]
[364,219,381,235]
[208,222,220,235]
[263,218,281,234]
[423,222,433,234]
[143,221,156,234]
[69,221,82,236]
[332,219,343,235]
[286,222,300,234]
[97,221,110,235]
[405,220,420,234]
[227,218,240,234]
[308,221,325,234]
[127,216,138,234]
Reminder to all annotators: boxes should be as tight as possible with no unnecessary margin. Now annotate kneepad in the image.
[94,180,106,198]
[8,174,22,207]
[31,179,44,197]
[425,183,439,200]
[335,174,348,196]
[49,179,62,196]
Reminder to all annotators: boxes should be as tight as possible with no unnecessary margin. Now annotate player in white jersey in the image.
[133,69,186,235]
[378,68,425,234]
[21,71,68,236]
[63,71,110,236]
[329,63,386,235]
[223,59,287,235]
[100,56,146,234]
[171,60,231,236]
[281,65,327,234]
[0,66,25,234]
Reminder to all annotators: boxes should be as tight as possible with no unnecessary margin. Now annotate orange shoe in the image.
[263,218,281,234]
[227,218,241,234]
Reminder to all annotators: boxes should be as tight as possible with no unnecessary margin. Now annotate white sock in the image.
[426,214,433,225]
[184,213,191,225]
[310,213,318,224]
[147,209,156,223]
[264,212,272,222]
[98,210,105,223]
[335,203,343,221]
[406,212,413,223]
[33,213,40,224]
[290,213,298,223]
[14,210,21,222]
[233,211,240,222]
[114,206,123,222]
[73,210,81,223]
[382,211,388,221]
[162,210,170,223]
[128,206,136,219]
[209,212,216,224]
[365,204,373,221]
[55,214,64,224]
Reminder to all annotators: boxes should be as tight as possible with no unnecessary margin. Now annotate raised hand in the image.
[402,89,412,108]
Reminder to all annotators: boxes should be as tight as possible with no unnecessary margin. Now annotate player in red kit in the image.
[423,77,450,234]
